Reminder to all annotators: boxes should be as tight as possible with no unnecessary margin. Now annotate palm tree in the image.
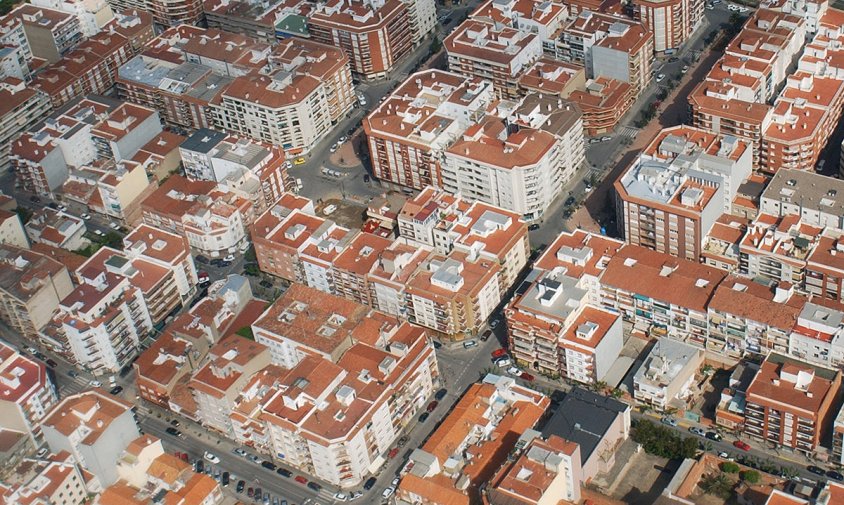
[700,473,732,499]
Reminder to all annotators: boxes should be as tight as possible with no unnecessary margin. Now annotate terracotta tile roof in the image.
[746,353,839,416]
[42,390,134,446]
[709,276,806,330]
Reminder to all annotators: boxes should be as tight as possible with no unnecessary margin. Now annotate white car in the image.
[204,451,220,464]
[36,448,49,458]
[507,366,521,376]
[223,254,235,262]
[80,213,91,220]
[334,492,348,501]
[109,222,119,230]
[283,160,292,169]
[738,5,749,11]
[90,380,102,388]
[656,73,666,83]
[94,229,104,237]
[296,178,303,190]
[681,65,689,74]
[382,487,395,499]
[338,135,348,143]
[323,204,337,215]
[330,143,338,153]
[391,477,400,487]
[495,358,511,368]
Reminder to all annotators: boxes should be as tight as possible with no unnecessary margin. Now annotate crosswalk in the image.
[618,126,640,140]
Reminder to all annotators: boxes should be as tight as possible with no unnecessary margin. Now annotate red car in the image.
[427,400,439,412]
[295,475,308,485]
[180,453,189,463]
[388,447,399,459]
[491,349,508,359]
[733,440,751,451]
[520,372,535,382]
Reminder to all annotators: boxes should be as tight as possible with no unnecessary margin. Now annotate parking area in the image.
[315,198,368,229]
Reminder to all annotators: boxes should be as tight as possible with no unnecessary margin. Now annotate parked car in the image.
[223,254,235,262]
[294,476,308,485]
[807,465,826,476]
[481,329,492,341]
[382,487,395,499]
[307,482,322,492]
[204,451,220,464]
[323,204,337,216]
[195,255,209,264]
[688,427,705,437]
[81,213,91,220]
[660,416,677,427]
[419,412,430,423]
[236,480,245,493]
[247,487,253,498]
[89,380,102,388]
[718,452,733,460]
[463,340,478,349]
[434,388,448,400]
[705,431,722,441]
[656,73,666,83]
[36,448,49,458]
[46,358,57,368]
[520,372,535,382]
[222,472,230,486]
[261,461,277,471]
[68,370,79,378]
[427,400,439,412]
[528,223,540,231]
[495,358,511,368]
[397,436,409,447]
[334,491,348,501]
[507,366,521,376]
[388,447,399,459]
[733,440,751,451]
[165,427,182,437]
[109,385,123,395]
[491,348,508,359]
[330,143,338,153]
[827,470,844,481]
[276,468,292,478]
[490,319,499,329]
[363,477,377,490]
[259,280,273,288]
[565,196,576,206]
[293,157,306,165]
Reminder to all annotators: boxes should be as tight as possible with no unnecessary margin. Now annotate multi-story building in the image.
[24,208,87,250]
[363,70,494,190]
[567,77,634,135]
[29,0,114,37]
[0,207,27,249]
[0,451,92,504]
[189,335,271,435]
[40,264,153,374]
[202,0,281,42]
[104,10,155,54]
[518,57,586,99]
[505,230,624,381]
[32,31,132,108]
[633,337,704,411]
[707,276,806,360]
[0,78,51,172]
[806,234,844,306]
[0,14,32,80]
[150,0,204,26]
[441,93,585,221]
[738,213,821,287]
[41,390,140,486]
[632,0,702,53]
[0,341,58,443]
[560,11,653,96]
[0,244,74,338]
[63,159,157,226]
[615,126,753,261]
[123,224,198,305]
[485,435,583,505]
[397,375,548,505]
[789,300,844,368]
[6,4,82,63]
[759,169,844,229]
[246,285,439,488]
[179,130,292,213]
[744,353,842,454]
[90,102,163,162]
[600,244,726,349]
[307,0,413,80]
[445,18,542,99]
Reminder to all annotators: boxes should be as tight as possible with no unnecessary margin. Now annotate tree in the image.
[741,470,760,484]
[720,462,740,474]
[700,473,733,499]
[430,36,442,54]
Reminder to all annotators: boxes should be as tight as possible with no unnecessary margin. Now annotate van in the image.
[463,340,478,349]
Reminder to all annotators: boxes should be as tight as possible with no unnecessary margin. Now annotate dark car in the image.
[236,480,245,493]
[705,431,722,441]
[210,258,223,266]
[397,436,409,447]
[222,472,230,486]
[195,255,209,264]
[195,460,204,473]
[363,477,377,490]
[363,174,370,183]
[565,196,576,206]
[165,427,181,437]
[46,358,58,368]
[254,488,262,500]
[109,385,123,395]
[827,470,844,481]
[47,202,58,209]
[480,329,492,341]
[435,388,448,401]
[170,419,180,427]
[427,400,439,412]
[247,487,253,498]
[68,370,79,378]
[419,412,430,422]
[808,465,826,476]
[307,482,322,492]
[261,460,277,471]
[276,468,292,478]
[528,223,540,231]
[220,260,232,267]
[520,372,535,382]
[29,196,40,203]
[259,280,273,288]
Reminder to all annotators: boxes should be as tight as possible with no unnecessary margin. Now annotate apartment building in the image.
[633,337,704,411]
[600,244,726,349]
[0,244,74,338]
[441,93,585,222]
[397,375,549,505]
[123,224,198,305]
[202,0,280,42]
[1,451,91,505]
[244,287,439,487]
[104,10,155,54]
[135,275,259,413]
[307,0,412,80]
[445,18,542,99]
[41,265,152,374]
[0,342,58,443]
[32,32,132,108]
[6,4,82,62]
[485,435,583,505]
[62,159,156,226]
[505,230,624,381]
[363,70,495,190]
[0,79,51,172]
[267,36,356,125]
[29,0,114,37]
[179,130,292,213]
[615,126,753,261]
[150,0,203,26]
[738,213,821,286]
[708,276,806,360]
[744,352,842,454]
[189,335,271,435]
[567,77,634,135]
[25,208,87,250]
[41,390,140,486]
[560,11,653,96]
[518,57,586,98]
[0,208,26,249]
[806,235,844,306]
[90,102,163,162]
[760,169,844,229]
[0,14,32,80]
[632,0,701,53]
[789,300,844,368]
[469,0,568,60]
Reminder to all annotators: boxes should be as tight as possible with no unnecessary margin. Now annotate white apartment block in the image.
[789,301,844,368]
[759,168,844,229]
[30,0,114,37]
[633,337,704,410]
[403,0,436,45]
[0,341,58,443]
[122,224,199,304]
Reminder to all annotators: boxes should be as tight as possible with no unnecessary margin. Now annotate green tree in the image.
[741,470,760,484]
[700,473,733,499]
[430,36,442,54]
[720,462,740,474]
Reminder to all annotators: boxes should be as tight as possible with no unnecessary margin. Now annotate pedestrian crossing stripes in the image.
[618,126,640,139]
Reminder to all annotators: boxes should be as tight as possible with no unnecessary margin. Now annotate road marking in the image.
[618,126,640,139]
